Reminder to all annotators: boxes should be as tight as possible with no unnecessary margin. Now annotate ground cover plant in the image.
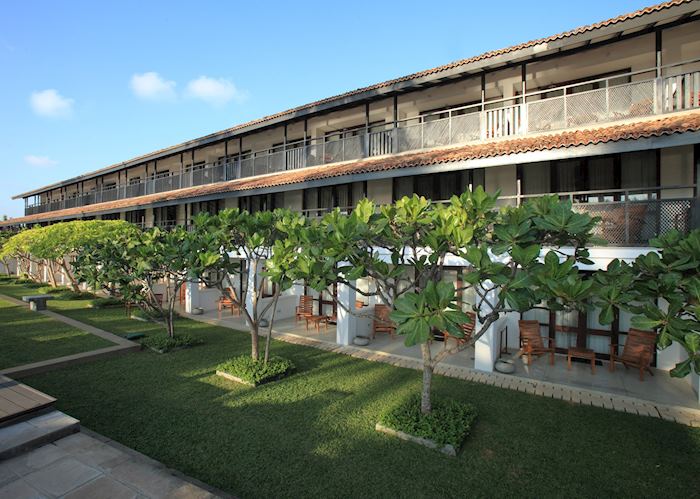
[379,395,477,450]
[216,355,295,385]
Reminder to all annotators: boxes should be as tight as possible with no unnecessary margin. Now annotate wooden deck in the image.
[0,374,55,424]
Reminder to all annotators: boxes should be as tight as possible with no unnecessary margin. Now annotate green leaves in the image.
[391,281,472,347]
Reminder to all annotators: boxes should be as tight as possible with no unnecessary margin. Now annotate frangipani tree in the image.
[0,228,44,280]
[32,220,133,291]
[75,225,197,338]
[290,189,600,414]
[593,229,700,377]
[0,229,19,277]
[189,208,305,362]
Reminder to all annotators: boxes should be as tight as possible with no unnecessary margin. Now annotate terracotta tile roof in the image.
[15,1,696,198]
[4,110,700,227]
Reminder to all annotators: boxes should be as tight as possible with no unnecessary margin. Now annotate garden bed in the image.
[216,355,295,387]
[141,333,203,354]
[377,395,477,455]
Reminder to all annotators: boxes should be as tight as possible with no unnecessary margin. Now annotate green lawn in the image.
[0,298,113,370]
[1,280,697,498]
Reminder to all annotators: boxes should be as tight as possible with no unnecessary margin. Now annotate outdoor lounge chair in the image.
[217,288,241,319]
[442,311,476,347]
[295,295,314,324]
[519,320,555,365]
[372,304,396,339]
[609,328,656,381]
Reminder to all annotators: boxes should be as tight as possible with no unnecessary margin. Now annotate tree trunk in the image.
[263,292,280,364]
[46,260,57,287]
[1,258,11,277]
[420,342,434,414]
[167,291,177,338]
[60,259,80,292]
[251,325,259,360]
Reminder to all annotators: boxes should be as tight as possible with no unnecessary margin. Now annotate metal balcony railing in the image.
[25,59,700,216]
[300,186,698,246]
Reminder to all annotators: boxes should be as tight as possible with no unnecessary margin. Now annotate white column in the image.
[336,281,357,346]
[245,259,264,320]
[474,280,500,372]
[185,281,200,313]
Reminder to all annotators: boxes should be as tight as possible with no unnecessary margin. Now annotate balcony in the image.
[25,60,700,217]
[301,186,699,247]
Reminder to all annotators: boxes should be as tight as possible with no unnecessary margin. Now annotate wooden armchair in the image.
[217,288,241,319]
[295,295,314,324]
[443,311,476,347]
[519,320,555,365]
[609,328,656,381]
[372,304,396,339]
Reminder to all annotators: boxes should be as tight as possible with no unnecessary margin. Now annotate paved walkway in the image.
[194,314,700,427]
[0,431,230,498]
[0,294,140,379]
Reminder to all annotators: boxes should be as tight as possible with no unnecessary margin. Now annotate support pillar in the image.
[185,281,200,314]
[245,260,264,322]
[336,281,357,346]
[474,280,500,373]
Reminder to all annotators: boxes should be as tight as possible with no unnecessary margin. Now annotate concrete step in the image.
[0,410,79,460]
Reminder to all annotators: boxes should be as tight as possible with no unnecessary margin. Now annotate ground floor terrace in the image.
[191,308,700,415]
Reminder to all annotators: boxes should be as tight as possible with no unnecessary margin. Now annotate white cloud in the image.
[185,76,247,106]
[130,72,176,101]
[24,155,58,167]
[30,89,74,118]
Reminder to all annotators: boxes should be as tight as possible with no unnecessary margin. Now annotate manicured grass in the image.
[0,298,113,369]
[1,280,698,497]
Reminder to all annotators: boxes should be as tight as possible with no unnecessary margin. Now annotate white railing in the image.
[25,59,700,216]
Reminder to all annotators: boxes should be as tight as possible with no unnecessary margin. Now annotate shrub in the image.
[57,290,95,300]
[217,356,295,385]
[379,395,477,449]
[38,286,69,295]
[37,286,95,300]
[16,279,43,288]
[141,333,203,353]
[88,297,124,309]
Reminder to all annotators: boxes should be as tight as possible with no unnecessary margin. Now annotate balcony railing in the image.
[301,186,699,246]
[25,59,700,217]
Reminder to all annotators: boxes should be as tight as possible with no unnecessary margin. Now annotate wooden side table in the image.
[305,315,331,333]
[567,347,596,374]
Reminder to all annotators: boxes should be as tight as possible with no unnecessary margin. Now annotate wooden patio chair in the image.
[442,311,476,347]
[519,320,555,365]
[609,328,656,381]
[217,288,241,319]
[372,304,396,339]
[295,295,314,324]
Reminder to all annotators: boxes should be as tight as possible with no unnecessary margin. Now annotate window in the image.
[125,209,145,225]
[101,213,120,221]
[239,193,283,213]
[518,152,658,201]
[191,200,221,217]
[303,182,365,213]
[154,206,177,225]
[392,170,478,201]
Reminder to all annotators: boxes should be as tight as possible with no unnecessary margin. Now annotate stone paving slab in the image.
[0,431,232,499]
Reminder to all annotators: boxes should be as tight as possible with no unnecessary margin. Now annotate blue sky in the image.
[0,0,653,217]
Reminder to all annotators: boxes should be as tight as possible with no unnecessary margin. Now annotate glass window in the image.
[521,162,551,195]
[621,151,657,199]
